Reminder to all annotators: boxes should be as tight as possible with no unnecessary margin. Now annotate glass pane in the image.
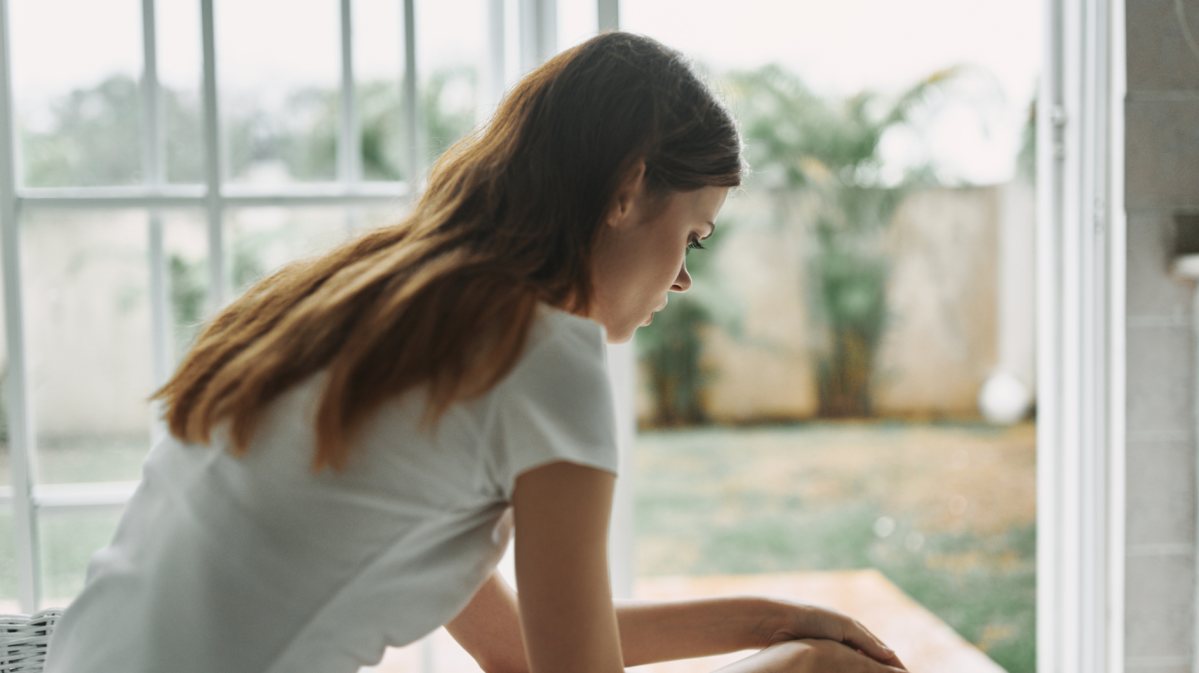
[39,510,122,606]
[158,0,205,184]
[225,207,352,296]
[162,211,210,365]
[23,210,153,484]
[217,0,341,185]
[10,0,143,187]
[416,0,486,166]
[354,0,407,182]
[621,3,1040,671]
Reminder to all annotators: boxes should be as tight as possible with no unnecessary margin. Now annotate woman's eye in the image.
[686,238,706,255]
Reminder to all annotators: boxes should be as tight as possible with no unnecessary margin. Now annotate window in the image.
[0,0,623,614]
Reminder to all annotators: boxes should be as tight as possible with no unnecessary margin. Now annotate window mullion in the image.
[0,0,41,614]
[339,0,361,186]
[142,0,171,431]
[402,0,419,184]
[597,0,618,32]
[519,0,555,74]
[200,0,226,309]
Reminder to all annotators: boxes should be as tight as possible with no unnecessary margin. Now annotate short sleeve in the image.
[490,311,619,498]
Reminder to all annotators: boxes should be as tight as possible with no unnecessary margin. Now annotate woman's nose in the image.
[671,263,692,292]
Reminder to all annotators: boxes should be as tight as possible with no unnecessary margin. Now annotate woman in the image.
[45,32,907,673]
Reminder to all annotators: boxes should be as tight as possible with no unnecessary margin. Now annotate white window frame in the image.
[0,0,630,613]
[1036,0,1126,670]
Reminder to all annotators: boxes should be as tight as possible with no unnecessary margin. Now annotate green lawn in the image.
[634,421,1036,673]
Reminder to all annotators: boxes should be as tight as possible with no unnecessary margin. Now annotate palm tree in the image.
[725,65,960,417]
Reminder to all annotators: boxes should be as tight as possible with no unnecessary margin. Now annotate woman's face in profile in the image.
[589,184,729,343]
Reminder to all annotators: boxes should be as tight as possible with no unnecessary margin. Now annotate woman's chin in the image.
[604,323,638,344]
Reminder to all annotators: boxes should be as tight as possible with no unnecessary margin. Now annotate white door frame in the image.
[1036,0,1126,670]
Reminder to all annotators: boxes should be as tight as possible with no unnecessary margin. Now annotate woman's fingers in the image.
[714,639,907,673]
[796,605,904,669]
[803,639,908,673]
[840,618,907,670]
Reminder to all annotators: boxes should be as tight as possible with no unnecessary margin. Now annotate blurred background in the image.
[0,0,1038,671]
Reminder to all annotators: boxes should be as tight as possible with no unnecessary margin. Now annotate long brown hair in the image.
[155,32,743,471]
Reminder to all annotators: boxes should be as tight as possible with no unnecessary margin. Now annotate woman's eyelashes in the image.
[686,237,706,255]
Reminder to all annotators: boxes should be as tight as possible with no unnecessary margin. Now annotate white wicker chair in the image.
[0,610,62,673]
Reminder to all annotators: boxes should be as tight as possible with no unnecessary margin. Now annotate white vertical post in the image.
[338,0,361,186]
[1107,3,1126,672]
[606,342,636,599]
[142,0,170,445]
[519,0,556,73]
[485,0,506,113]
[1036,0,1123,670]
[596,0,618,33]
[339,0,361,236]
[591,0,634,600]
[200,0,226,309]
[0,0,40,613]
[401,0,420,186]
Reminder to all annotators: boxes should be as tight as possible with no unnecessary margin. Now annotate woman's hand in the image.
[715,639,907,673]
[754,600,907,671]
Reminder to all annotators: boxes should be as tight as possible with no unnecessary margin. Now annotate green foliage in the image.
[224,87,339,182]
[22,69,479,187]
[21,76,143,187]
[420,67,479,165]
[726,66,955,417]
[357,81,406,181]
[637,298,712,425]
[635,224,739,426]
[167,255,206,357]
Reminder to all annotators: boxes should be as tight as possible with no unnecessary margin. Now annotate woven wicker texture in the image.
[0,610,62,673]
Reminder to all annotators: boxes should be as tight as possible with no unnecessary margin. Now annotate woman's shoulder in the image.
[495,305,611,399]
[485,306,618,492]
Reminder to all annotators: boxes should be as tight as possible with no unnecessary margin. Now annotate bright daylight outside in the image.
[0,0,1038,672]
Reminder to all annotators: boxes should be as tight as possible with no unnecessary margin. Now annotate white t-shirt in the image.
[45,308,618,673]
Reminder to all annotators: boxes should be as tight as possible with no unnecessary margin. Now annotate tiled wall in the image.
[1124,0,1199,670]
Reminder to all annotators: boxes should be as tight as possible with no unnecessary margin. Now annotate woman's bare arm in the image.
[448,559,905,673]
[509,461,625,673]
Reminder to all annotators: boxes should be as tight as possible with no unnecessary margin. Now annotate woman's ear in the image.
[606,161,647,229]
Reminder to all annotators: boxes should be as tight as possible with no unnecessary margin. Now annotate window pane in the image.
[162,211,210,365]
[622,2,1039,670]
[354,0,408,182]
[416,0,486,166]
[10,0,143,187]
[23,210,153,484]
[225,207,354,296]
[158,0,205,184]
[217,0,341,185]
[38,510,122,606]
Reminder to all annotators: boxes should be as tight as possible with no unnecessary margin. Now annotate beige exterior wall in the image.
[637,181,1036,424]
[872,187,999,417]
